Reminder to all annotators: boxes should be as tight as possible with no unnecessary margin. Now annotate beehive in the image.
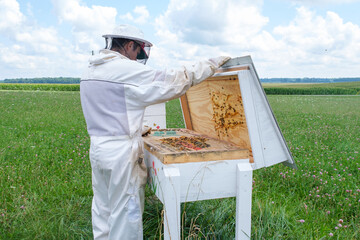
[143,56,296,169]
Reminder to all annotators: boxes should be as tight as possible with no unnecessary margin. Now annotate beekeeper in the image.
[80,24,230,240]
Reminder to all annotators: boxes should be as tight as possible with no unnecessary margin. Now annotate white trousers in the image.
[90,136,147,240]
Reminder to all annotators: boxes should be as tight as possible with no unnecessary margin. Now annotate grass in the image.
[0,91,91,239]
[252,95,360,239]
[1,91,359,239]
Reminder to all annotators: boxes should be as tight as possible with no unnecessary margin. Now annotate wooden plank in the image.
[143,129,249,164]
[183,74,254,162]
[179,94,193,130]
[206,75,239,81]
[152,148,249,164]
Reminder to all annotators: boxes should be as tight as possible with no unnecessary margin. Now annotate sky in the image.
[0,0,360,80]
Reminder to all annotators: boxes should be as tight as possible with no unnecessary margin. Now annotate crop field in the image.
[0,83,80,91]
[262,81,360,95]
[0,91,359,239]
[262,81,360,89]
[1,81,360,95]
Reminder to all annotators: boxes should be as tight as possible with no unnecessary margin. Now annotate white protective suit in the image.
[80,49,229,240]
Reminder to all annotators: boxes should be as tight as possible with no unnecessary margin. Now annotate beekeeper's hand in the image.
[141,125,152,136]
[190,56,231,86]
[209,56,231,68]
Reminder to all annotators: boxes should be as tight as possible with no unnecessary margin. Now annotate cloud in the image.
[0,0,60,54]
[1,0,359,79]
[15,27,60,54]
[0,0,25,36]
[52,0,117,32]
[0,0,118,79]
[271,7,360,76]
[151,0,360,77]
[51,0,117,51]
[156,0,268,46]
[0,45,49,69]
[119,5,150,24]
[0,0,91,79]
[151,0,271,68]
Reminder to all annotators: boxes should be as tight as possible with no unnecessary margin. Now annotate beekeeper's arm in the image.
[129,56,230,107]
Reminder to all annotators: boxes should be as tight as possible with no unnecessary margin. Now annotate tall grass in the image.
[1,92,359,239]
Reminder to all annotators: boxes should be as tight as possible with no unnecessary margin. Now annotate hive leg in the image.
[235,161,253,240]
[162,166,181,240]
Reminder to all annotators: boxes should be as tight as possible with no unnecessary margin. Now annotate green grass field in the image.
[0,91,359,239]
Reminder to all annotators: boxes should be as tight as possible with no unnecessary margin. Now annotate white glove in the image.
[209,56,231,68]
[190,56,232,86]
[141,125,152,136]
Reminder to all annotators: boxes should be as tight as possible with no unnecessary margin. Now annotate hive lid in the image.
[180,56,296,169]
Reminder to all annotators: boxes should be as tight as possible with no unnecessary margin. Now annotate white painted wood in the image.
[221,56,253,69]
[248,65,295,168]
[238,69,266,169]
[144,102,166,115]
[177,159,250,202]
[144,151,253,239]
[143,115,167,129]
[144,150,167,203]
[236,162,253,240]
[143,102,166,129]
[162,166,181,240]
[236,62,296,169]
[145,152,251,202]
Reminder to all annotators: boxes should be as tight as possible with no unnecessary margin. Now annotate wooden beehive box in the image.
[143,128,249,164]
[143,56,296,169]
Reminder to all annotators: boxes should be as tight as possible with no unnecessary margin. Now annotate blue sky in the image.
[1,0,360,79]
